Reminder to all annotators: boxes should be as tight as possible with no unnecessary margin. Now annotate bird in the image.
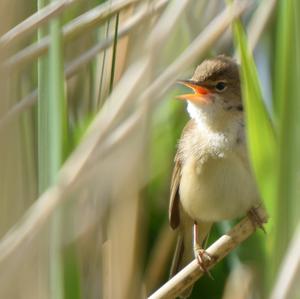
[169,55,263,298]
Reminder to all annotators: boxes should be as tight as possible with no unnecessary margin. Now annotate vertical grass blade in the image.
[232,19,277,297]
[48,5,66,299]
[38,0,50,194]
[274,0,300,271]
[233,20,277,208]
[97,18,111,107]
[109,12,119,93]
[49,4,82,299]
[48,4,67,178]
[38,0,68,298]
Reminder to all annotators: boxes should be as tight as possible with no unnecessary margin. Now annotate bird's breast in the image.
[179,150,259,222]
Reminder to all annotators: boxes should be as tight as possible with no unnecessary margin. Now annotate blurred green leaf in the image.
[232,19,277,296]
[109,13,119,93]
[273,0,300,270]
[233,20,277,209]
[48,8,66,299]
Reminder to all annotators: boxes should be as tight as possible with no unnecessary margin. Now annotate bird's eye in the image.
[215,81,227,92]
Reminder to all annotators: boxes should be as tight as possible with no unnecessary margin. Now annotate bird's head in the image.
[177,55,243,124]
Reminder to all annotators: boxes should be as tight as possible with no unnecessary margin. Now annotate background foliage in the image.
[0,0,299,298]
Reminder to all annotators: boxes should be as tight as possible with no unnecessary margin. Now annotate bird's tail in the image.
[169,232,194,298]
[170,221,212,298]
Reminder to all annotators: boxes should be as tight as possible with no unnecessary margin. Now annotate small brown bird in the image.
[169,55,262,298]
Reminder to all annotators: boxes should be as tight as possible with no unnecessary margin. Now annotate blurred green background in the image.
[0,0,299,298]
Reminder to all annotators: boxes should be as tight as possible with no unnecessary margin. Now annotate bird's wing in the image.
[169,153,181,229]
[169,120,195,230]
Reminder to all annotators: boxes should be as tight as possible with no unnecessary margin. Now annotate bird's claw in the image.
[248,206,266,233]
[194,248,214,279]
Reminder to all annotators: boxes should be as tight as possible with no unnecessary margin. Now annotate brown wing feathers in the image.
[169,120,196,230]
[169,156,181,229]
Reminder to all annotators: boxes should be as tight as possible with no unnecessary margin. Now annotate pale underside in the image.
[179,151,259,222]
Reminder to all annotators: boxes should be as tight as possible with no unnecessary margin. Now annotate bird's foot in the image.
[247,206,266,233]
[194,248,214,279]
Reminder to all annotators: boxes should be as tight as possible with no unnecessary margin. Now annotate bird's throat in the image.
[186,101,242,137]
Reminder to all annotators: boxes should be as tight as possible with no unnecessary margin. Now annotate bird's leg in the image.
[247,206,266,233]
[193,221,213,278]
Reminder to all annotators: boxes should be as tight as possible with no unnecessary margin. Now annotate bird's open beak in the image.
[176,79,210,102]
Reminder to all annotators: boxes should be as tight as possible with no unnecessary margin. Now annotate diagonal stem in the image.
[148,206,268,299]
